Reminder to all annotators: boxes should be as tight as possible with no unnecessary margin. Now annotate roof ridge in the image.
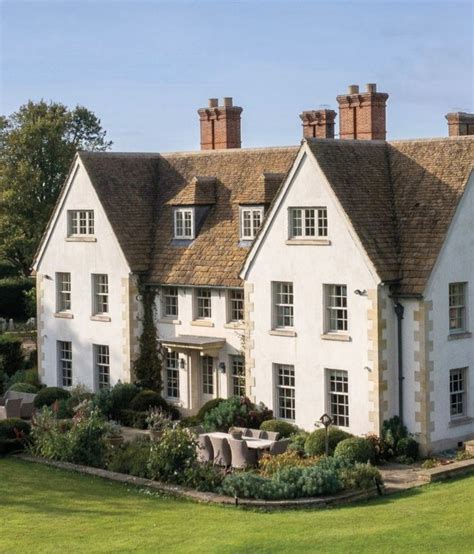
[388,136,474,144]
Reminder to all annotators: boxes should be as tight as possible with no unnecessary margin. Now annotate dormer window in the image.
[174,208,195,239]
[289,207,327,239]
[68,210,94,236]
[240,206,264,240]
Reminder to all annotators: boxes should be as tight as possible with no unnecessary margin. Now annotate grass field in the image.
[1,458,473,553]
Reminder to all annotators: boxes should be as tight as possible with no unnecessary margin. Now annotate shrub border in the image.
[16,454,380,510]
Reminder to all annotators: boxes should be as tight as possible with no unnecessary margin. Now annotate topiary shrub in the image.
[197,398,225,421]
[334,437,376,464]
[260,419,299,438]
[8,382,38,393]
[130,390,166,412]
[33,387,71,409]
[0,418,31,456]
[304,427,353,456]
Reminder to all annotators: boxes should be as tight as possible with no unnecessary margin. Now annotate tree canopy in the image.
[0,100,112,275]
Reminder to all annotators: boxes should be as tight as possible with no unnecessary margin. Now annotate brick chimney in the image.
[336,83,389,140]
[445,112,474,136]
[300,109,337,139]
[197,97,243,150]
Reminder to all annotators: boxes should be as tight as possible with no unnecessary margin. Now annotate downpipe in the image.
[394,302,405,425]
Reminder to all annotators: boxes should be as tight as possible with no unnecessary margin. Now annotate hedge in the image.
[0,277,35,320]
[0,335,24,376]
[0,418,31,456]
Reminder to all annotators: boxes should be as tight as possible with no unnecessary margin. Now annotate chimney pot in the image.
[337,84,389,140]
[198,97,243,150]
[445,112,474,136]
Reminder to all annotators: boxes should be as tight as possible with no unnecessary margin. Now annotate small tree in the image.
[133,287,162,391]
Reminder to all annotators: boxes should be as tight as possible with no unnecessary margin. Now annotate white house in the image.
[33,85,474,453]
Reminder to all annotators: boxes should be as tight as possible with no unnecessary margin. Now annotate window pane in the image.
[449,368,466,417]
[166,351,180,399]
[95,344,110,389]
[196,288,212,319]
[291,209,302,237]
[163,286,178,317]
[449,283,466,332]
[326,284,348,332]
[174,209,194,239]
[275,364,295,420]
[241,207,263,239]
[58,341,72,387]
[93,274,109,314]
[229,289,244,321]
[328,370,349,427]
[202,356,214,395]
[231,355,246,397]
[274,282,294,328]
[68,210,94,236]
[57,273,71,312]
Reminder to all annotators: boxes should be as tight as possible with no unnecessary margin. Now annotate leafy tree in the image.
[0,101,112,275]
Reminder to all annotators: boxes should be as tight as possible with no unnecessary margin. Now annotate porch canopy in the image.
[160,335,226,357]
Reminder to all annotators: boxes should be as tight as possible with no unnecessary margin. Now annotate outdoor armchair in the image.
[228,438,258,469]
[209,436,232,467]
[269,438,291,456]
[260,430,280,441]
[244,428,262,439]
[4,398,22,419]
[196,434,214,463]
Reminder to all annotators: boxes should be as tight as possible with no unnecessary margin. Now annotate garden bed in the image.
[16,454,381,510]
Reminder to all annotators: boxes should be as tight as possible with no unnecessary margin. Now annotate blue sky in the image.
[1,0,472,151]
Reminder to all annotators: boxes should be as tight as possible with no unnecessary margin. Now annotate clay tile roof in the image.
[307,136,474,294]
[80,136,473,295]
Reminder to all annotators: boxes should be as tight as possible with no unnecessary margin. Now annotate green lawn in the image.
[1,459,473,553]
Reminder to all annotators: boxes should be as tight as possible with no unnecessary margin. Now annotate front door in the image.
[200,355,215,404]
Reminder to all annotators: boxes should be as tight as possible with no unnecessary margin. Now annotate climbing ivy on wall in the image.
[133,283,162,392]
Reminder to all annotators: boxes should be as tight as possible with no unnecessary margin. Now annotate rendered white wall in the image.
[245,151,383,434]
[424,173,474,449]
[36,161,132,391]
[156,287,245,412]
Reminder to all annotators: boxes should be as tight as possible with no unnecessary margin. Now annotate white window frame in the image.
[272,281,294,329]
[230,355,246,397]
[68,210,94,236]
[449,367,467,419]
[227,289,244,322]
[173,207,195,239]
[449,282,467,334]
[327,369,349,428]
[274,363,295,421]
[195,288,212,319]
[94,344,110,390]
[162,286,179,318]
[92,274,109,315]
[289,207,328,238]
[166,351,180,400]
[201,355,214,395]
[56,272,71,312]
[324,284,348,333]
[57,341,72,387]
[240,206,264,240]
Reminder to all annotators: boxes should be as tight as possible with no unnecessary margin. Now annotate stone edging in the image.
[16,454,380,510]
[418,458,474,483]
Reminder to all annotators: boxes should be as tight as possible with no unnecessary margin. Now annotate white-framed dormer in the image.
[239,205,264,241]
[173,207,195,240]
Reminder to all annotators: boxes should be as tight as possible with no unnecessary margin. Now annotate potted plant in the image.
[146,408,171,442]
[105,422,124,447]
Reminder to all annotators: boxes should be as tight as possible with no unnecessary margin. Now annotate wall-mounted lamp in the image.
[179,358,186,370]
[219,362,226,374]
[364,366,372,372]
[354,289,367,296]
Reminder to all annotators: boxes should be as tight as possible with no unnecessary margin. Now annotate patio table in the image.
[205,432,274,450]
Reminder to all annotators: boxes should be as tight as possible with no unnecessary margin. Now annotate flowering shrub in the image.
[147,425,197,483]
[259,450,321,477]
[29,401,110,467]
[146,407,172,432]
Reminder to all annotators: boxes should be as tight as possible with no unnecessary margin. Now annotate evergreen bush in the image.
[334,437,376,464]
[304,427,353,456]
